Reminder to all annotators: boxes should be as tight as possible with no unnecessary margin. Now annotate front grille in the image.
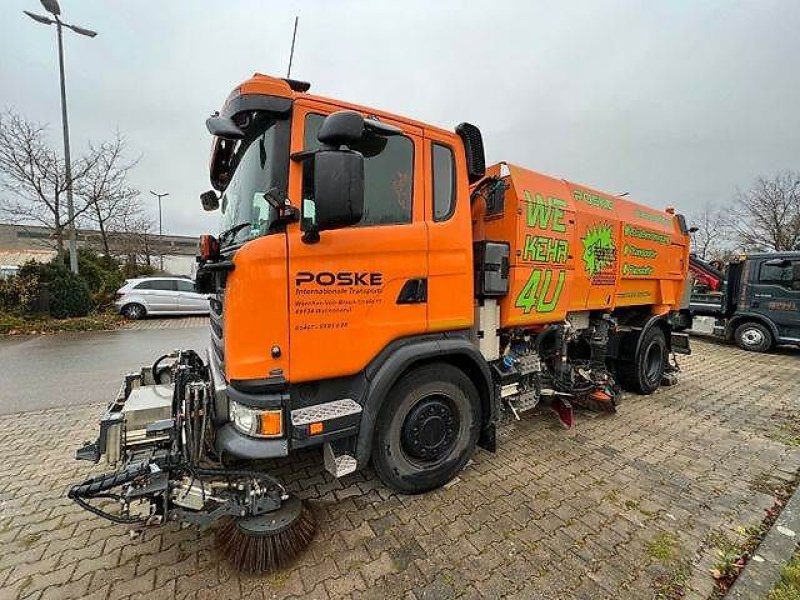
[209,295,224,370]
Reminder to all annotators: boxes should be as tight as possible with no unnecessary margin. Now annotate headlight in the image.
[229,401,283,438]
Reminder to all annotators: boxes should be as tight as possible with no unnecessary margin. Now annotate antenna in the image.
[287,16,299,78]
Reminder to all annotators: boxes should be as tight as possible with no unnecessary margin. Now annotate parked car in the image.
[114,277,210,319]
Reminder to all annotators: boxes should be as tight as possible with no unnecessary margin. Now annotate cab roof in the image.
[230,73,456,138]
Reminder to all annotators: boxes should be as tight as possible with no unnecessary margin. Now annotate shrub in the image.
[22,261,93,318]
[60,249,126,309]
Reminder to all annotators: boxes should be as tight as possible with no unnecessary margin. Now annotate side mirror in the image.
[316,110,403,147]
[301,150,364,240]
[200,190,220,211]
[317,111,364,147]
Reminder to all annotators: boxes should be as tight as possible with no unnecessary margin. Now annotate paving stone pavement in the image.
[121,316,208,330]
[1,338,799,600]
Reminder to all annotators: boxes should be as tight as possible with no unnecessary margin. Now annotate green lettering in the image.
[537,270,566,312]
[522,234,536,261]
[556,240,568,263]
[515,269,542,313]
[525,191,552,229]
[515,268,567,314]
[550,197,566,232]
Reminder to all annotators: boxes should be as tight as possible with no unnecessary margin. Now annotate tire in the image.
[734,321,772,352]
[371,363,482,495]
[616,327,667,395]
[121,303,146,320]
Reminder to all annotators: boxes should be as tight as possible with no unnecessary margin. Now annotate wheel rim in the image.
[644,341,664,383]
[126,305,142,318]
[400,394,460,462]
[741,328,764,347]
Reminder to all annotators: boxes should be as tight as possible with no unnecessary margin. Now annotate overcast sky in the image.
[2,0,798,236]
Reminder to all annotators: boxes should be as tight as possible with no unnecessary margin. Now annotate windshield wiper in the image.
[219,222,251,247]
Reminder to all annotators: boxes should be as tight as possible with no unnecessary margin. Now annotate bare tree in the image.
[732,171,800,252]
[112,207,157,271]
[689,201,733,261]
[0,109,100,258]
[76,133,141,257]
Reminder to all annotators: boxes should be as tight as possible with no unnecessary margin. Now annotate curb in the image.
[727,484,800,598]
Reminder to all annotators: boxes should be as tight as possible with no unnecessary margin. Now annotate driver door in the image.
[286,103,429,383]
[752,258,800,339]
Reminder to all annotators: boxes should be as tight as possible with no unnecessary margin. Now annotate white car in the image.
[114,277,210,319]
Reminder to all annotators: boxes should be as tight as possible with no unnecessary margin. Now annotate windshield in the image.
[219,114,286,247]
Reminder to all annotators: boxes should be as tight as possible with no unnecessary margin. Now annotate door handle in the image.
[397,278,427,304]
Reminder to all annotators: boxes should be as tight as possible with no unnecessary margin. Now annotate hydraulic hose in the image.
[68,462,150,500]
[67,462,152,525]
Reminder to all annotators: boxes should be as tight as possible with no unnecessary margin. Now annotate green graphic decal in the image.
[635,209,671,227]
[623,244,657,259]
[624,224,670,245]
[623,263,654,277]
[515,268,566,314]
[572,189,614,211]
[522,235,568,264]
[523,191,567,232]
[581,223,617,284]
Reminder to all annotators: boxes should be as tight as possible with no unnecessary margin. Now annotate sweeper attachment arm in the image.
[70,350,315,573]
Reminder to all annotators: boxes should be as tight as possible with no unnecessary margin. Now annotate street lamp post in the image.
[24,0,97,275]
[150,191,168,271]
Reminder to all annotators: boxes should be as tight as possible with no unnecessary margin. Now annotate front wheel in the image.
[121,303,146,320]
[734,322,772,352]
[371,363,482,495]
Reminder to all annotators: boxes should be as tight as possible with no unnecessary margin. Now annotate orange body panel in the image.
[473,163,689,328]
[224,235,289,382]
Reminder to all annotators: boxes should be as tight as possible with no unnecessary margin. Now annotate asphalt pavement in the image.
[0,322,208,415]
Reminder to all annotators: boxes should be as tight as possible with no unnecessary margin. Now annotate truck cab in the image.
[688,252,800,351]
[727,253,800,350]
[197,74,488,491]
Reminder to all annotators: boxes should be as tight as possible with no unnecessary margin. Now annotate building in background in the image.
[0,223,198,277]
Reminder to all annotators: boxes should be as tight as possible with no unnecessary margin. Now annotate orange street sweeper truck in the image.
[70,74,691,572]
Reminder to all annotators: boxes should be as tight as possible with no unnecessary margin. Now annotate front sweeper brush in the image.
[69,350,315,573]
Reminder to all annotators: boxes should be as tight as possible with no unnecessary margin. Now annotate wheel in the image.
[371,363,482,495]
[616,327,667,395]
[121,303,146,320]
[734,322,772,352]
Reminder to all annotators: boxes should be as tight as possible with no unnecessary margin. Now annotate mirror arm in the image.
[364,117,402,136]
[301,225,320,245]
[290,149,317,162]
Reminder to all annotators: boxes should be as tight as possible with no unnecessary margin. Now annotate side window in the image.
[136,280,176,291]
[759,262,800,290]
[432,143,456,221]
[176,280,195,292]
[304,113,413,226]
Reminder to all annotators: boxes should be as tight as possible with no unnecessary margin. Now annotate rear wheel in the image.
[734,321,772,352]
[121,303,146,320]
[371,363,481,494]
[616,327,667,395]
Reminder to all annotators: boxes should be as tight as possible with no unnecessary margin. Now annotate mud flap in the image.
[550,397,574,429]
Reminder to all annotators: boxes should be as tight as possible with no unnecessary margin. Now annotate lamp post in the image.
[150,191,168,271]
[24,0,97,275]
